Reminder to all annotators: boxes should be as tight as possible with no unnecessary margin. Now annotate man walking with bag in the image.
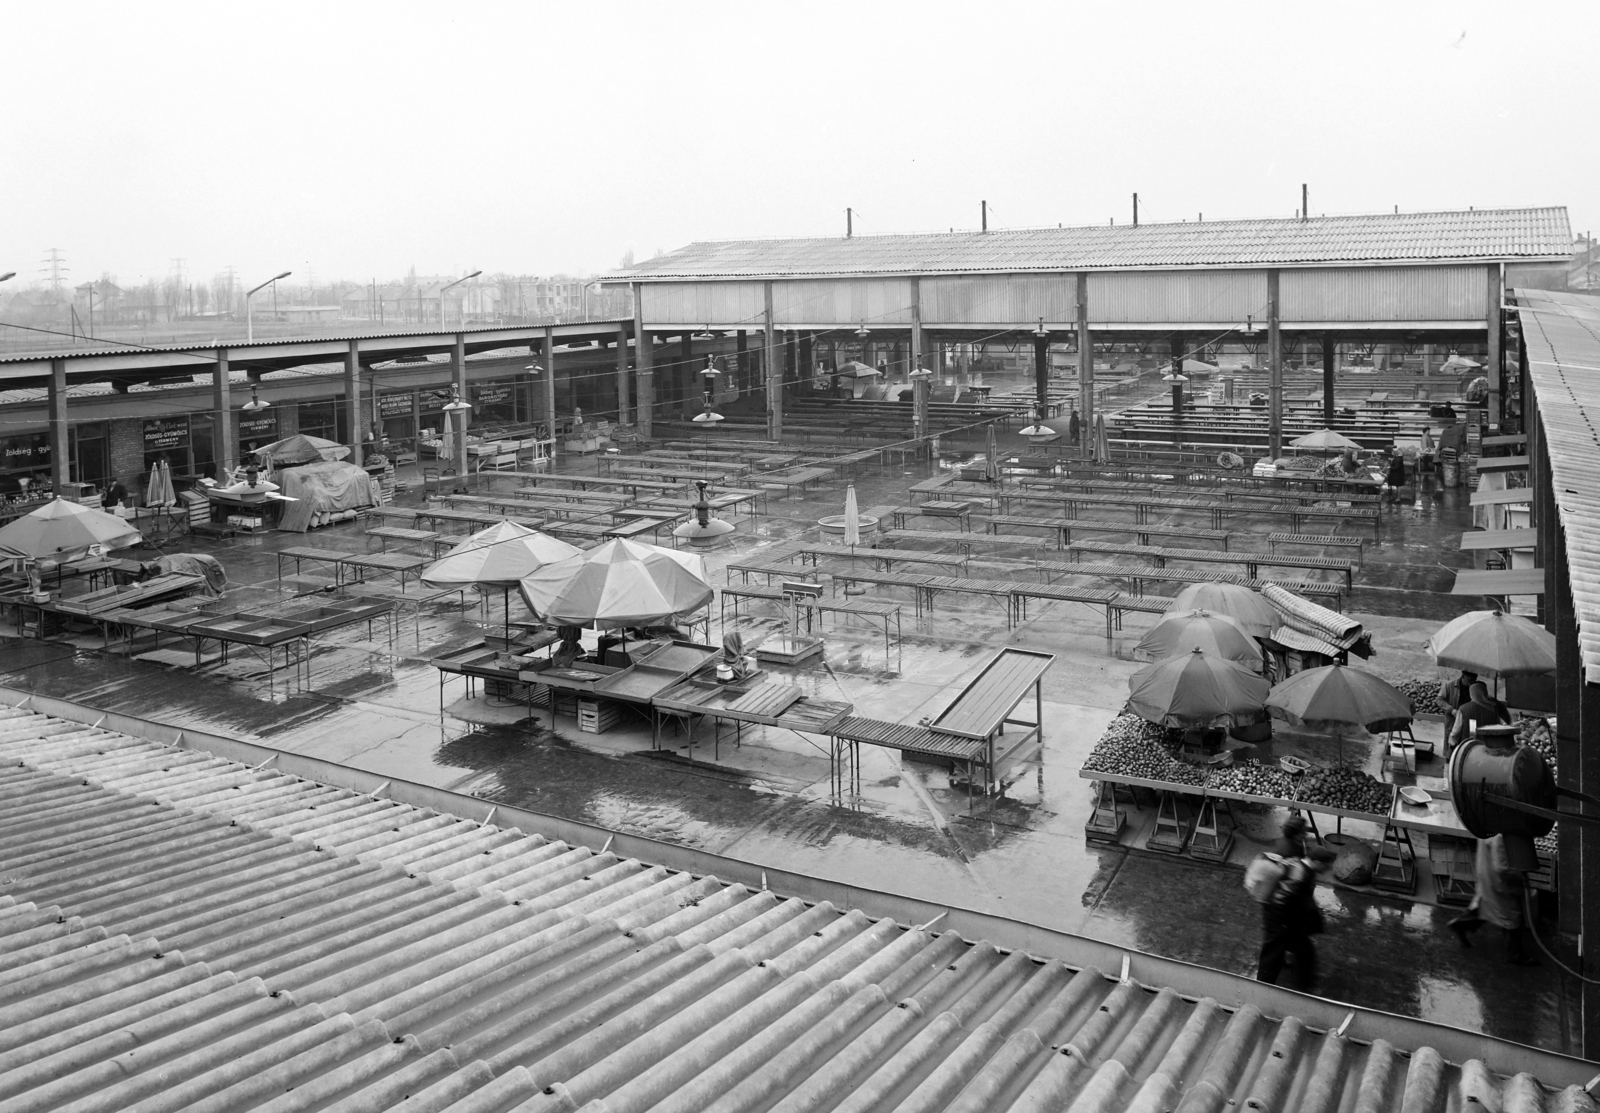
[1253,845,1337,991]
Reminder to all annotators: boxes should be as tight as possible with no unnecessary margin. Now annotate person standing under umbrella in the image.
[1448,681,1510,754]
[1438,669,1477,740]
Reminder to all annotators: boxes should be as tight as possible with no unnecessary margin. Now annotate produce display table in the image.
[276,547,352,582]
[1451,568,1544,598]
[1063,539,1357,590]
[1458,528,1536,552]
[786,542,968,574]
[337,553,428,591]
[793,597,902,667]
[987,515,1233,550]
[365,526,440,552]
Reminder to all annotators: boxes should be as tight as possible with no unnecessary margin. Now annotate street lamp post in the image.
[440,271,482,329]
[246,271,292,343]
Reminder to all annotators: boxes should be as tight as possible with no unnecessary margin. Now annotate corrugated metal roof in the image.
[0,705,1592,1113]
[612,208,1573,281]
[1516,287,1600,683]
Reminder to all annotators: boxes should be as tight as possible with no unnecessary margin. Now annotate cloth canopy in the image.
[1427,609,1556,677]
[1136,609,1264,671]
[1126,648,1270,729]
[0,498,142,560]
[1292,429,1363,451]
[1172,583,1278,639]
[1266,664,1413,735]
[837,361,881,378]
[518,538,712,628]
[253,434,351,467]
[423,521,580,587]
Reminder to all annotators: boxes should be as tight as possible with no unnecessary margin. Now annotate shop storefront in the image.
[239,410,281,457]
[142,415,215,480]
[0,423,111,497]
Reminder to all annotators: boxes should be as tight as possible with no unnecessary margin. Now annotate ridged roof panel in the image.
[0,707,1591,1113]
[612,208,1573,281]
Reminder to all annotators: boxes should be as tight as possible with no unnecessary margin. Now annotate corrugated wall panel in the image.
[640,282,766,326]
[921,275,1077,324]
[772,280,914,327]
[1280,266,1488,322]
[1088,270,1268,323]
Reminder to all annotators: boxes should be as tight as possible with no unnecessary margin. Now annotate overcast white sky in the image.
[3,0,1594,291]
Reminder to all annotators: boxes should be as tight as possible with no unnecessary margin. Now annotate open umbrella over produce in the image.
[1136,609,1264,671]
[1265,664,1413,735]
[1127,648,1271,729]
[518,537,712,629]
[422,521,580,635]
[1171,582,1278,639]
[0,497,142,560]
[1427,608,1556,677]
[1291,428,1363,451]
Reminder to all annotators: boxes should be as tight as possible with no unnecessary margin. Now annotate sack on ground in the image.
[1244,853,1288,903]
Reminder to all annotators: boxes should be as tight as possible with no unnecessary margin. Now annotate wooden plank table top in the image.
[1452,568,1545,596]
[1468,487,1532,506]
[930,648,1055,740]
[1474,455,1529,472]
[1459,529,1537,551]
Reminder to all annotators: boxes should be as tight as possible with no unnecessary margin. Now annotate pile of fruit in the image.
[1205,759,1293,800]
[1394,678,1442,715]
[1082,714,1204,787]
[1518,716,1556,774]
[1293,766,1394,815]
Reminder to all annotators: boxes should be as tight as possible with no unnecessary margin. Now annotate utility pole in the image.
[1132,194,1139,227]
[981,200,987,232]
[40,248,68,298]
[1302,184,1309,222]
[846,208,853,238]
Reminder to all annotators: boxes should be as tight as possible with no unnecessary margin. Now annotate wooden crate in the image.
[578,698,622,734]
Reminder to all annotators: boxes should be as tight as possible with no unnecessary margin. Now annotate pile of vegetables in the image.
[1082,714,1204,786]
[1293,766,1394,815]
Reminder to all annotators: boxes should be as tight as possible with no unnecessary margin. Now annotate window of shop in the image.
[298,400,337,441]
[418,389,452,442]
[472,379,517,427]
[238,410,280,457]
[72,423,108,489]
[0,431,52,498]
[378,391,415,447]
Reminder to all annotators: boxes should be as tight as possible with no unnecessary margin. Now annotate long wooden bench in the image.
[1267,531,1365,564]
[1031,560,1343,607]
[890,502,973,530]
[986,515,1232,550]
[1063,540,1357,590]
[995,489,1381,535]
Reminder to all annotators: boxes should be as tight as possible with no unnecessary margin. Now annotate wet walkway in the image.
[0,394,1571,1054]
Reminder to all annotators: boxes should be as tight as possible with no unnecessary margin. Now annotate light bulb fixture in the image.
[1239,315,1258,336]
[1033,317,1050,338]
[241,385,270,413]
[691,326,717,341]
[441,384,472,413]
[1019,406,1055,438]
[692,390,725,423]
[701,355,722,378]
[674,480,736,546]
[524,363,543,376]
[908,366,934,380]
[854,320,871,338]
[1162,371,1190,383]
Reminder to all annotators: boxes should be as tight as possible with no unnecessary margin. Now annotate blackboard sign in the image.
[418,389,452,413]
[472,382,512,407]
[379,392,414,418]
[0,432,50,469]
[142,417,190,452]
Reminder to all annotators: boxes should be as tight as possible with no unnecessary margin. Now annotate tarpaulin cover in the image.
[277,461,376,515]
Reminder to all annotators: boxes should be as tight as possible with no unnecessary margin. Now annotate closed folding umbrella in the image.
[0,497,142,560]
[842,484,861,548]
[519,537,712,629]
[984,423,1001,483]
[1266,664,1413,735]
[1136,609,1264,671]
[1127,648,1271,729]
[1427,609,1556,678]
[1171,583,1277,639]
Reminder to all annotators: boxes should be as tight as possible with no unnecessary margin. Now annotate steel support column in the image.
[1267,269,1283,460]
[1077,274,1093,461]
[212,349,234,477]
[343,340,363,468]
[543,327,557,449]
[911,279,927,439]
[453,333,468,480]
[48,358,69,493]
[680,333,694,417]
[1322,333,1337,428]
[764,282,780,440]
[1033,329,1049,416]
[1487,263,1504,428]
[634,285,653,439]
[615,323,630,424]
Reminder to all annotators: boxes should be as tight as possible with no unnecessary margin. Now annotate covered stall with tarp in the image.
[274,461,377,532]
[1259,582,1369,679]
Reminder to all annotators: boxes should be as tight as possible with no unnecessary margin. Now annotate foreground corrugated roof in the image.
[1517,287,1600,682]
[611,207,1572,281]
[0,705,1592,1113]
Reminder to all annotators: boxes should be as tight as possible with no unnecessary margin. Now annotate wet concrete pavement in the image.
[0,385,1572,1055]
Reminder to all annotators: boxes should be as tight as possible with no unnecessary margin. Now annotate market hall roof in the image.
[1516,287,1600,683]
[0,697,1593,1113]
[610,207,1573,281]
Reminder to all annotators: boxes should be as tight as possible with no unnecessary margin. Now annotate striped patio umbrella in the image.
[422,521,580,635]
[518,538,712,629]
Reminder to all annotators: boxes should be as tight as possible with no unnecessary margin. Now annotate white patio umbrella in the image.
[422,520,581,636]
[0,497,142,561]
[842,484,861,548]
[1292,428,1363,452]
[518,537,713,629]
